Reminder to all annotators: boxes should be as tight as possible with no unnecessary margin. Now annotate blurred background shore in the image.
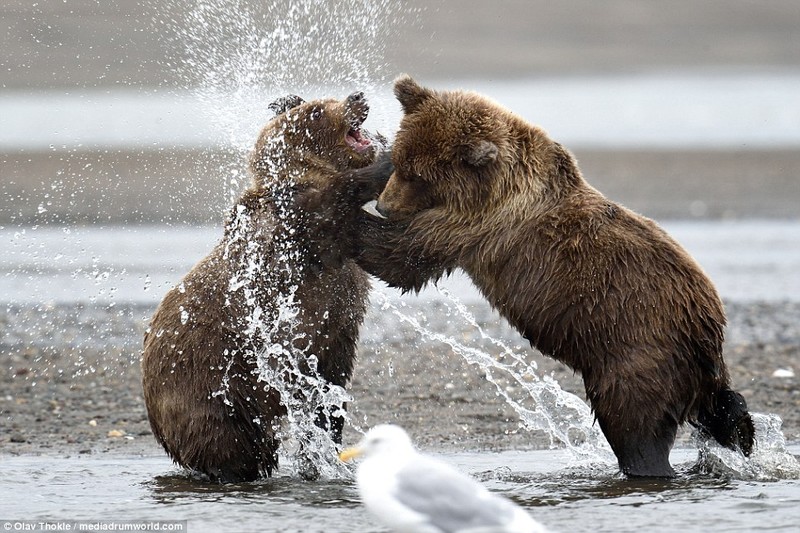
[1,0,798,456]
[3,0,800,224]
[4,0,800,88]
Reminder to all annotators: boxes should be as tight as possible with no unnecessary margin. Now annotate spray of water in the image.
[157,0,409,205]
[371,287,615,467]
[434,287,614,460]
[693,413,800,480]
[219,166,354,479]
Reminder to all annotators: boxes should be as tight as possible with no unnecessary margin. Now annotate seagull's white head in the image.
[339,424,415,462]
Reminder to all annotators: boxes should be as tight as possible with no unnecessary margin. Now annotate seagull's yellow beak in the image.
[338,446,363,463]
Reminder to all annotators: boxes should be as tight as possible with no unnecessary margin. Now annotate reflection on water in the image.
[1,448,798,533]
[517,470,732,506]
[147,472,361,509]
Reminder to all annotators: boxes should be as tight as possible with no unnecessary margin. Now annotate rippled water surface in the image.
[1,447,798,533]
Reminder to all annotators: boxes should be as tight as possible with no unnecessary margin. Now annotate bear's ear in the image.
[460,140,498,167]
[394,74,433,114]
[268,94,305,116]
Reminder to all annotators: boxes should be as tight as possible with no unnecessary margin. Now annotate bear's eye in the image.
[310,108,324,120]
[399,170,420,183]
[399,163,423,182]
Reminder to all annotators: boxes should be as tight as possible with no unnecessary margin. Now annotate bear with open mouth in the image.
[142,91,390,482]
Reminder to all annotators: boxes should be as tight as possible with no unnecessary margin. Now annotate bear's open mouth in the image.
[346,126,372,154]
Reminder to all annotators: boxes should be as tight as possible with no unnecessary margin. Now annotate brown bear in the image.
[142,91,389,482]
[355,76,754,477]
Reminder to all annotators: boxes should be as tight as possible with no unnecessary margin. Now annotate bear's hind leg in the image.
[599,413,678,478]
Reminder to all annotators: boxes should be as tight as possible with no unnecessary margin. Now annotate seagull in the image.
[339,424,549,533]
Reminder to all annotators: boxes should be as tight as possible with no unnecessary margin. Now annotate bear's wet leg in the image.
[293,403,346,481]
[314,401,346,444]
[599,414,678,478]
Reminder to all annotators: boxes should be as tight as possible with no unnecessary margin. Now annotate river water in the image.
[1,446,798,533]
[2,220,799,306]
[2,72,800,151]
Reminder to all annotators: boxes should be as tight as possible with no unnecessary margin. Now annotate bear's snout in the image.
[374,199,392,218]
[374,193,412,221]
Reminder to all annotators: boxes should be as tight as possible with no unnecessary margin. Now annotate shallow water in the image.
[1,446,798,533]
[2,220,799,306]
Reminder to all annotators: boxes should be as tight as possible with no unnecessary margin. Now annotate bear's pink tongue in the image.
[346,128,372,153]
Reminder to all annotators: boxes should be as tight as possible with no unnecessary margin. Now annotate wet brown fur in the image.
[142,93,387,482]
[358,76,754,477]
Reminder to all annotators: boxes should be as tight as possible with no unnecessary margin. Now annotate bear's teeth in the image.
[346,128,372,152]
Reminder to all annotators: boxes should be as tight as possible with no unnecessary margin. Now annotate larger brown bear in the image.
[142,91,388,482]
[357,76,754,477]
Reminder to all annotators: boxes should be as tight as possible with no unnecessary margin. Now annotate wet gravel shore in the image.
[2,298,798,459]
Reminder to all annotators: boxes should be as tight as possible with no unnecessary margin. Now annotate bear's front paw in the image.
[370,149,394,189]
[343,151,394,204]
[293,185,325,214]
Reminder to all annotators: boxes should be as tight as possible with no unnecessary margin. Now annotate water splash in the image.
[157,0,410,205]
[372,287,615,466]
[693,413,800,480]
[217,170,353,479]
[178,0,396,94]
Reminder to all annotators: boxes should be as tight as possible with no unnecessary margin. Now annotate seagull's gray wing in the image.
[392,455,518,533]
